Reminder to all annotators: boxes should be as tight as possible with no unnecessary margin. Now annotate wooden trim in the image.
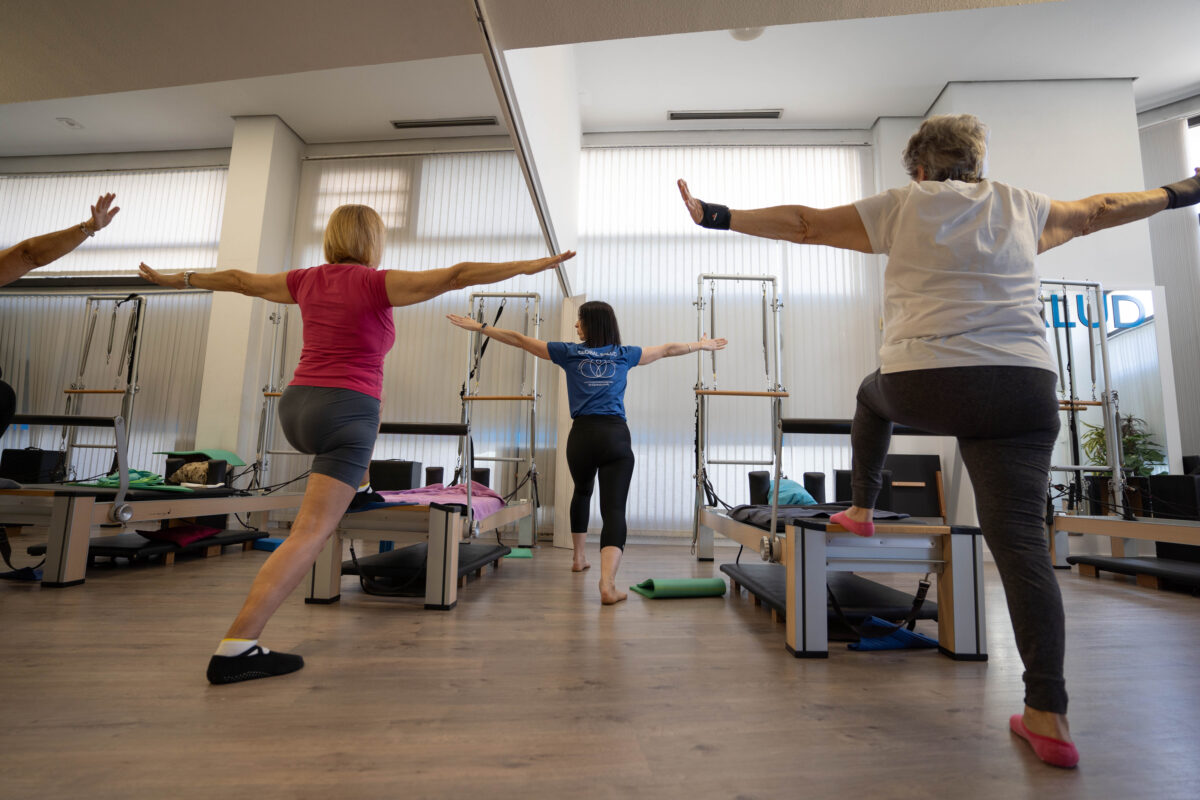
[263,391,282,397]
[935,469,947,521]
[892,481,926,488]
[1051,514,1200,547]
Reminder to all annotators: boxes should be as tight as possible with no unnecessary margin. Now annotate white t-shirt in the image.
[854,179,1055,374]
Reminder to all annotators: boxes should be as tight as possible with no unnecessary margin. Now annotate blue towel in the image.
[848,616,937,650]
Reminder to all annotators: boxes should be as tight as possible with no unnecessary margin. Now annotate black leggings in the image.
[566,415,635,550]
[851,366,1065,713]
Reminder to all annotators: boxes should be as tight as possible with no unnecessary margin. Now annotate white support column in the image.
[195,116,303,459]
[552,294,585,549]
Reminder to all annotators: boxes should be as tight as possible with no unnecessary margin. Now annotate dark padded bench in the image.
[1067,541,1200,591]
[342,540,511,596]
[28,528,265,565]
[721,562,937,637]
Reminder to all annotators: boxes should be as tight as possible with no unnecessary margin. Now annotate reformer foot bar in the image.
[0,414,304,587]
[696,417,987,660]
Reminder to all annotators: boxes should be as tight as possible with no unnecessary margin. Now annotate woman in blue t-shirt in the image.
[448,301,725,604]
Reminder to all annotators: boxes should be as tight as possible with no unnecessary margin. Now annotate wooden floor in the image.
[2,537,1199,799]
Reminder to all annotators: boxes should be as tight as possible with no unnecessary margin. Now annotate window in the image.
[0,166,227,277]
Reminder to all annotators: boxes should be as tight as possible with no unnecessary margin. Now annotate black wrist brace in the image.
[699,201,732,230]
[1162,175,1200,209]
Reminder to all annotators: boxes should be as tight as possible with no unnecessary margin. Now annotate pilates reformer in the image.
[691,273,788,561]
[306,421,534,610]
[699,418,988,660]
[0,412,304,587]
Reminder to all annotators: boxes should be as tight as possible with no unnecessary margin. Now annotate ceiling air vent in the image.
[390,116,499,130]
[668,109,782,121]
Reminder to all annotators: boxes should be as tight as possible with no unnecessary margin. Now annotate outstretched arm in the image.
[0,193,120,286]
[446,314,551,360]
[677,179,872,253]
[387,251,575,308]
[638,335,727,366]
[1039,169,1199,253]
[138,263,294,303]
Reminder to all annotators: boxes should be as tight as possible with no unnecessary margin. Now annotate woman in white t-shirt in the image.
[678,114,1200,769]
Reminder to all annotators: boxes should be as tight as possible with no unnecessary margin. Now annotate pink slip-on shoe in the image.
[830,510,874,537]
[1009,714,1079,769]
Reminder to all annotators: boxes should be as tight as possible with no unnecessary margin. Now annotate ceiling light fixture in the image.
[390,116,499,130]
[668,109,782,121]
[56,117,84,130]
[729,27,764,42]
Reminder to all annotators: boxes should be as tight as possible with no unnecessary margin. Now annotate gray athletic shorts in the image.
[278,385,380,488]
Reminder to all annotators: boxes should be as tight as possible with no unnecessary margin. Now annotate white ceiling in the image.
[573,0,1200,132]
[0,57,506,157]
[0,0,1196,158]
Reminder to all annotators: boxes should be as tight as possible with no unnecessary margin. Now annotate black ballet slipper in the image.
[206,646,304,685]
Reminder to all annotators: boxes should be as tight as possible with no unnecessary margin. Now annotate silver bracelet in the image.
[183,271,194,289]
[79,221,95,237]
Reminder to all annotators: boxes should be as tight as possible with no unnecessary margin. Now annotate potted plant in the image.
[1080,415,1165,515]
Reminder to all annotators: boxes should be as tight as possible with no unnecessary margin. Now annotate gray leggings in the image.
[278,385,380,489]
[852,366,1065,713]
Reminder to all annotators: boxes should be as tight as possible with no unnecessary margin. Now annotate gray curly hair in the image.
[902,114,989,183]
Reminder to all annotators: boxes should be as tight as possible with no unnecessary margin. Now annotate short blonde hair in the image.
[323,204,385,267]
[902,114,989,183]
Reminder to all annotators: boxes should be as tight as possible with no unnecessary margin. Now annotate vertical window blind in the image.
[0,167,227,276]
[267,152,559,506]
[0,166,225,477]
[579,145,878,534]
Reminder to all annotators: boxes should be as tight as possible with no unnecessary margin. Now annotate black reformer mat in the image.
[28,529,266,565]
[721,563,938,638]
[342,541,512,597]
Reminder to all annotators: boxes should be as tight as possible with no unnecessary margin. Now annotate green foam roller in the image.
[629,577,726,599]
[504,548,534,559]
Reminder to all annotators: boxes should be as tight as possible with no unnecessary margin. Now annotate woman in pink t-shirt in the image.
[139,205,573,685]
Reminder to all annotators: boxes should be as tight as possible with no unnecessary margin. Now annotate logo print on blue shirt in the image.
[580,360,617,379]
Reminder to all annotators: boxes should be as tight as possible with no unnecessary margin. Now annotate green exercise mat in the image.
[630,577,726,599]
[504,548,534,559]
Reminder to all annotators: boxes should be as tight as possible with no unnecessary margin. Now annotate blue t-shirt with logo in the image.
[546,342,643,419]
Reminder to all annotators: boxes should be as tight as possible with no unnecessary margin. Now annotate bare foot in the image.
[599,580,627,605]
[572,558,591,572]
[1023,706,1072,742]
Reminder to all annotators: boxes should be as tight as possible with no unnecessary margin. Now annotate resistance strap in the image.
[827,574,932,640]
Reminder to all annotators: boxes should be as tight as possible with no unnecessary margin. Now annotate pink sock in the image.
[830,510,874,537]
[1009,714,1079,769]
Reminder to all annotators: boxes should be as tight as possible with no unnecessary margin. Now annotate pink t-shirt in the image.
[285,263,394,399]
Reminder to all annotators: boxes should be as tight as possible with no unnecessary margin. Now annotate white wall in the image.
[1139,118,1200,457]
[932,79,1154,287]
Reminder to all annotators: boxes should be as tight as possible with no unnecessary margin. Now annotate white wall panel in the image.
[579,145,876,534]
